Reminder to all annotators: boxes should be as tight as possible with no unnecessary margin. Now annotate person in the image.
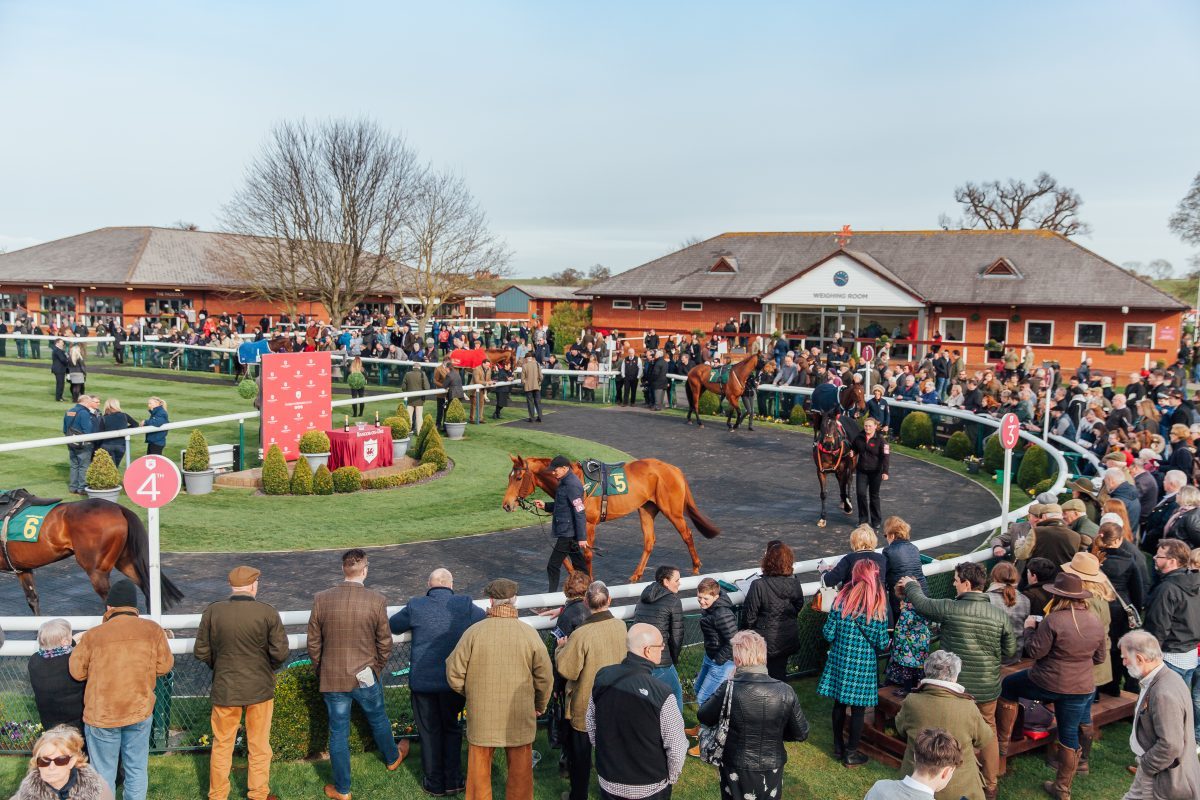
[850,417,889,528]
[618,348,640,407]
[1143,469,1186,553]
[306,550,407,800]
[142,397,168,456]
[1104,467,1143,539]
[401,363,431,433]
[864,728,964,800]
[520,351,543,422]
[742,541,806,681]
[27,618,85,734]
[62,394,98,495]
[347,356,366,416]
[587,623,687,800]
[68,579,173,800]
[649,348,669,410]
[436,357,465,433]
[821,525,888,594]
[50,337,70,402]
[1023,556,1057,616]
[696,630,809,799]
[984,561,1030,662]
[1142,537,1200,744]
[694,577,739,707]
[866,384,891,433]
[194,565,289,800]
[882,516,926,622]
[632,564,685,713]
[1119,630,1200,800]
[447,577,553,800]
[555,581,627,800]
[995,572,1106,800]
[898,562,1014,799]
[10,724,114,800]
[67,344,87,402]
[1061,498,1099,546]
[1095,521,1146,696]
[819,559,891,767]
[96,398,138,466]
[491,360,511,418]
[894,651,992,800]
[1028,503,1082,569]
[533,455,590,593]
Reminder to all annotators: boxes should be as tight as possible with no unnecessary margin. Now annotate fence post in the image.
[238,420,245,471]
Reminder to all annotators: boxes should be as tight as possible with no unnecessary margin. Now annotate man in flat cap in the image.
[1061,499,1099,548]
[1029,503,1082,571]
[533,455,590,593]
[195,566,289,800]
[447,578,553,800]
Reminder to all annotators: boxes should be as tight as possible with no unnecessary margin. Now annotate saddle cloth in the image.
[710,364,732,386]
[0,490,63,544]
[581,459,629,498]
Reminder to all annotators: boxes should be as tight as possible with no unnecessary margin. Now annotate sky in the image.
[1,1,1197,277]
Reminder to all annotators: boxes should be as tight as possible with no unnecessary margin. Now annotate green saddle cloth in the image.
[1,501,62,543]
[711,364,732,385]
[583,465,630,498]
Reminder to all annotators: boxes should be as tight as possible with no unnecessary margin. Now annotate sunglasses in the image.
[36,755,72,768]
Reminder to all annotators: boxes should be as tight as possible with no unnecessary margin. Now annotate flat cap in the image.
[228,565,261,586]
[1029,503,1050,516]
[1061,499,1086,514]
[484,578,518,600]
[1040,503,1063,517]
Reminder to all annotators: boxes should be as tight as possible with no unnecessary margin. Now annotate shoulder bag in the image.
[1117,592,1143,630]
[698,679,734,767]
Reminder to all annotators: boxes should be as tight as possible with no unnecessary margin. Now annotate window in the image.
[982,258,1020,277]
[1025,320,1054,346]
[85,296,124,326]
[39,294,76,323]
[739,311,759,330]
[682,301,704,311]
[939,318,966,343]
[1074,322,1105,348]
[611,299,632,310]
[645,300,667,310]
[1124,323,1155,350]
[986,319,1009,345]
[0,292,27,310]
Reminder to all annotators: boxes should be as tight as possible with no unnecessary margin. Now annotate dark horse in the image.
[1,498,184,614]
[812,411,857,528]
[685,351,774,430]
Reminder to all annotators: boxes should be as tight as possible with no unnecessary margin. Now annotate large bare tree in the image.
[939,171,1091,236]
[393,168,510,337]
[219,119,421,325]
[1169,172,1200,246]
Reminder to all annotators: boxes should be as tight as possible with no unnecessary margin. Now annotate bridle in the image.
[509,464,550,516]
[815,417,849,473]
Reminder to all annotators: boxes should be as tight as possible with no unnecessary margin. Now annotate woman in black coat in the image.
[27,619,85,733]
[1096,520,1145,696]
[491,364,512,418]
[881,516,928,622]
[742,542,806,681]
[820,525,888,594]
[97,399,139,465]
[697,630,809,800]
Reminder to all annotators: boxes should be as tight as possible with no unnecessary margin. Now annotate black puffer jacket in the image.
[742,575,806,657]
[633,583,683,667]
[1169,506,1200,549]
[699,592,739,664]
[1144,568,1200,655]
[696,665,809,771]
[557,598,590,640]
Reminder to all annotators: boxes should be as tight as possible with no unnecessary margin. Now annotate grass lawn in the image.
[0,677,1137,799]
[0,365,628,551]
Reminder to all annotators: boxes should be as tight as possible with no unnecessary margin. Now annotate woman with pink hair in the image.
[818,558,891,767]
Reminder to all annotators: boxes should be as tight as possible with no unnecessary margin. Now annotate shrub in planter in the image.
[290,454,314,495]
[85,449,121,490]
[944,430,973,461]
[346,371,367,390]
[983,434,1005,475]
[1017,445,1052,491]
[261,445,290,495]
[313,464,334,496]
[237,379,258,400]
[298,430,331,455]
[900,411,934,448]
[332,466,362,493]
[788,405,808,426]
[382,415,410,440]
[697,391,720,416]
[444,398,468,424]
[362,462,438,489]
[182,429,210,473]
[271,662,379,762]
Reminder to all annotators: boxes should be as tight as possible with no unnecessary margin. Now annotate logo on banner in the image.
[364,439,378,464]
[295,390,302,399]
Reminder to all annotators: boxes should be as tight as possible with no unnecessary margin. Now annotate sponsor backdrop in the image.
[261,351,333,460]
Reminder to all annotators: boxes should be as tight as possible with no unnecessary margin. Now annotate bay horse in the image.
[1,498,184,614]
[501,455,720,582]
[685,351,772,430]
[812,411,857,528]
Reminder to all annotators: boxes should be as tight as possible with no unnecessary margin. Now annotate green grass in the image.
[0,365,628,551]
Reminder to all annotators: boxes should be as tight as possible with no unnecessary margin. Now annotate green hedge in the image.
[943,430,972,461]
[421,442,449,471]
[332,466,362,493]
[290,455,314,495]
[237,378,257,400]
[1029,476,1057,498]
[412,415,435,458]
[788,405,808,426]
[445,398,468,424]
[261,445,290,495]
[382,414,410,440]
[697,391,720,416]
[298,430,330,454]
[900,411,933,448]
[983,434,1005,474]
[1017,444,1052,491]
[183,429,210,472]
[362,462,438,489]
[313,464,334,495]
[271,663,382,761]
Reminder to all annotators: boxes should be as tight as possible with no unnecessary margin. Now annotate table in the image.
[327,426,394,471]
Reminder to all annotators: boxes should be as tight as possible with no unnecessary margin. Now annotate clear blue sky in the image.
[1,0,1197,276]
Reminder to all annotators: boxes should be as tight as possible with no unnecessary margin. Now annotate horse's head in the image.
[267,336,289,353]
[762,358,777,377]
[501,454,538,512]
[818,411,844,450]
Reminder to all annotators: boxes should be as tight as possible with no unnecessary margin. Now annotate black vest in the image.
[591,654,670,786]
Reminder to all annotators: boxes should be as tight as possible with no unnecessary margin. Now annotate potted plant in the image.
[182,429,215,495]
[85,449,122,501]
[237,378,257,401]
[298,430,331,471]
[444,398,468,440]
[963,455,984,475]
[382,415,411,458]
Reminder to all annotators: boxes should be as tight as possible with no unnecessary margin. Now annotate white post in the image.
[1000,446,1013,539]
[1043,367,1054,441]
[148,506,162,620]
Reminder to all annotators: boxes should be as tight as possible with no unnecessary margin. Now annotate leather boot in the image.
[995,697,1021,757]
[1042,743,1080,800]
[1077,724,1093,774]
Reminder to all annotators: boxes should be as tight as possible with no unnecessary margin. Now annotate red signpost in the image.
[998,412,1020,539]
[123,455,182,618]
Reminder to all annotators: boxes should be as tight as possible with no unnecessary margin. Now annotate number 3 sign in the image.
[124,455,182,509]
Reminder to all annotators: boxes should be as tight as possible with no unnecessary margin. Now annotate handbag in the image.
[810,580,838,613]
[1117,592,1143,630]
[698,679,734,767]
[68,371,85,384]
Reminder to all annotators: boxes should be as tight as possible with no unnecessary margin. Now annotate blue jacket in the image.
[866,397,891,428]
[389,587,485,693]
[811,382,840,414]
[63,404,95,436]
[546,471,588,542]
[144,406,169,446]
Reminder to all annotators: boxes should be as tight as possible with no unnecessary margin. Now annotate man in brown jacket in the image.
[447,577,553,800]
[308,550,408,800]
[555,581,628,800]
[69,579,173,800]
[1028,504,1082,572]
[520,352,543,423]
[195,565,290,800]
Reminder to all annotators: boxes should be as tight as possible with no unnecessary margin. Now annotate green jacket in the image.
[194,595,290,707]
[896,683,993,800]
[402,367,431,406]
[1070,515,1100,545]
[903,585,1016,702]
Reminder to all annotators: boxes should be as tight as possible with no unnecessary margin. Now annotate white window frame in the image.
[682,301,704,312]
[1025,319,1055,346]
[645,300,667,310]
[938,317,967,343]
[985,318,1010,345]
[1123,322,1156,350]
[1074,321,1106,349]
[611,299,633,310]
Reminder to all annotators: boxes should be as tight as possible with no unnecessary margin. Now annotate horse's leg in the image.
[16,572,40,615]
[84,568,114,607]
[814,450,828,528]
[840,463,855,515]
[630,506,659,583]
[584,521,596,579]
[684,382,694,424]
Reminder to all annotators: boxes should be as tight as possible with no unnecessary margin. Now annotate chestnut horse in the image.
[685,351,772,430]
[1,498,184,614]
[501,455,720,582]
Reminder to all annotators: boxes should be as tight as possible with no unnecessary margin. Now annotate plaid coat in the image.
[446,607,553,747]
[818,607,890,706]
[307,581,393,693]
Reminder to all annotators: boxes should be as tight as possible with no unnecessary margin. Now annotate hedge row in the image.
[362,462,438,489]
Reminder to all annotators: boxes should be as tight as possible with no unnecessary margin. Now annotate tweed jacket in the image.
[554,611,627,732]
[895,682,993,800]
[903,585,1016,702]
[68,608,173,728]
[306,580,392,693]
[521,357,542,392]
[1133,665,1200,800]
[446,606,553,747]
[817,607,890,707]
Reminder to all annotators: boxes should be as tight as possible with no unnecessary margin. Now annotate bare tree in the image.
[172,220,199,231]
[1169,172,1200,247]
[678,235,704,250]
[587,263,611,283]
[547,267,585,285]
[393,168,510,338]
[941,172,1090,236]
[1123,259,1175,280]
[220,119,421,325]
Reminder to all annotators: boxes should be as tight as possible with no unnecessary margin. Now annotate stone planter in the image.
[183,469,215,495]
[392,438,410,460]
[444,422,467,440]
[302,452,330,472]
[84,486,121,502]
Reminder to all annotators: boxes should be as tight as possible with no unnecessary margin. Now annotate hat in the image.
[1099,512,1125,528]
[107,579,139,609]
[1040,503,1064,518]
[1061,499,1086,514]
[548,455,571,471]
[1060,552,1112,587]
[1138,448,1161,462]
[1170,388,1185,399]
[228,565,261,587]
[484,578,518,600]
[1044,572,1092,601]
[1035,491,1059,505]
[1068,478,1097,496]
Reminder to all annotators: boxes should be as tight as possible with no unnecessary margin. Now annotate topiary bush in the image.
[412,415,435,458]
[261,445,290,495]
[182,429,210,472]
[983,434,1005,475]
[332,466,362,493]
[237,378,257,400]
[1017,444,1052,491]
[445,398,468,424]
[788,405,807,426]
[271,662,380,761]
[85,449,121,490]
[421,442,449,471]
[1029,476,1057,498]
[290,454,314,495]
[362,462,438,489]
[697,391,720,416]
[382,415,410,440]
[346,371,367,390]
[944,430,972,461]
[298,430,330,454]
[313,464,334,496]
[900,411,934,448]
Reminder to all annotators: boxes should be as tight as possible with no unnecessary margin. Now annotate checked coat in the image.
[306,581,392,693]
[818,607,890,706]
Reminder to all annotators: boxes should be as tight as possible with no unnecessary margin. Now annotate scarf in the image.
[487,603,519,619]
[38,645,72,660]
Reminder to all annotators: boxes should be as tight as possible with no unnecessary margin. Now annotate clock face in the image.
[833,270,850,287]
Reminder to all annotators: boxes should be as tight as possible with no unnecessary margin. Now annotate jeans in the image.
[651,664,684,714]
[935,376,947,398]
[68,447,93,492]
[1000,670,1092,749]
[525,392,541,420]
[1163,660,1200,740]
[323,681,400,795]
[86,715,152,800]
[694,656,735,706]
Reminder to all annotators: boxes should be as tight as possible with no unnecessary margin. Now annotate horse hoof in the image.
[818,519,827,528]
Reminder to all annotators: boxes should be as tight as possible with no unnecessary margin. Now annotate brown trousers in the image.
[976,698,999,791]
[209,700,274,800]
[466,743,533,800]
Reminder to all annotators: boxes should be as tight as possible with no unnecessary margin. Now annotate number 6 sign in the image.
[124,456,182,508]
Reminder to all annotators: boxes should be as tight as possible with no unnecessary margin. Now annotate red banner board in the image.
[261,351,333,460]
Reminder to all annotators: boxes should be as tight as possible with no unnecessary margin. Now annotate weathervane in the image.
[835,224,853,249]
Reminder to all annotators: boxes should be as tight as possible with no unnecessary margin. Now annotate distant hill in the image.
[1155,277,1197,307]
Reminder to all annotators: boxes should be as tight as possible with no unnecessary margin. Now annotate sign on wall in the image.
[261,351,333,460]
[760,253,923,309]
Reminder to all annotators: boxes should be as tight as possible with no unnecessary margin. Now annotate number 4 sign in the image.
[122,455,181,619]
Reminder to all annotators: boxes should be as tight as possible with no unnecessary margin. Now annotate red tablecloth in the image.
[327,427,394,471]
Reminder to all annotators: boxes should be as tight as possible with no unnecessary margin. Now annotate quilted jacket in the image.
[903,585,1016,702]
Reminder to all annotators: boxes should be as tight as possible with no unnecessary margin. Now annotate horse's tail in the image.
[682,481,721,539]
[118,505,185,610]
